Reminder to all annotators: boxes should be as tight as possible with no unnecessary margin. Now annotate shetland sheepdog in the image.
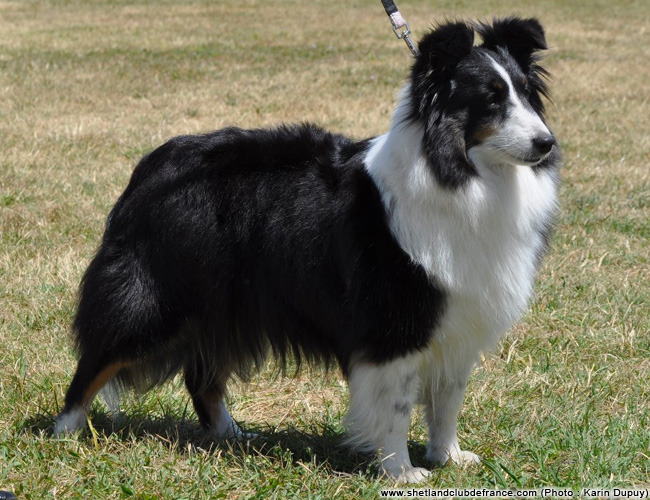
[55,17,560,482]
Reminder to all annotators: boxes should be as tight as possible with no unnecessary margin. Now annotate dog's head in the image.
[407,17,557,188]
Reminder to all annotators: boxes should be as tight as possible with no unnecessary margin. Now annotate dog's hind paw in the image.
[229,428,258,441]
[53,407,86,437]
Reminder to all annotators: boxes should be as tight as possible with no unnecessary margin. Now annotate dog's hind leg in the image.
[345,353,430,483]
[54,353,131,436]
[183,363,243,439]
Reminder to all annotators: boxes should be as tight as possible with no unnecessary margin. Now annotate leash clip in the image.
[391,19,418,57]
[384,5,419,57]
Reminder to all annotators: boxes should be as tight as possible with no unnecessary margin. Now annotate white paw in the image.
[384,465,431,483]
[213,419,256,441]
[53,408,86,437]
[427,446,480,467]
[450,449,480,465]
[231,428,258,441]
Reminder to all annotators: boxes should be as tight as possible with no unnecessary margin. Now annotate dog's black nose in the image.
[532,134,556,155]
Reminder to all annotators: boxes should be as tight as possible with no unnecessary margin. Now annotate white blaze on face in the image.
[479,56,553,166]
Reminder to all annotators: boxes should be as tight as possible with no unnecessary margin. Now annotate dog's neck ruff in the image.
[364,90,558,355]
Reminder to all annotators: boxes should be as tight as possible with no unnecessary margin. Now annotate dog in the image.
[54,17,560,482]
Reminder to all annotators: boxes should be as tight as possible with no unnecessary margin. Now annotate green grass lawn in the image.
[1,0,649,498]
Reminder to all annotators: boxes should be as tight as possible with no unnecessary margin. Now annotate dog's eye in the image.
[487,80,506,107]
[486,93,500,107]
[486,90,504,107]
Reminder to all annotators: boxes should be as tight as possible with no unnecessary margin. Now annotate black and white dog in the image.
[55,17,560,482]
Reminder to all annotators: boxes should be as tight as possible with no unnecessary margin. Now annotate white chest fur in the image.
[365,121,558,373]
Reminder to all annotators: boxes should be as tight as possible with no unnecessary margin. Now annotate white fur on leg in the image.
[380,432,431,483]
[53,407,87,437]
[211,400,249,440]
[345,354,430,483]
[421,352,480,467]
[100,380,122,416]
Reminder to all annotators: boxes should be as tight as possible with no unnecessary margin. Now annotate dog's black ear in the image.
[477,17,547,69]
[406,22,478,190]
[416,21,474,75]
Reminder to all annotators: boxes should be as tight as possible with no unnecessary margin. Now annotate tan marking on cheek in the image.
[471,125,498,145]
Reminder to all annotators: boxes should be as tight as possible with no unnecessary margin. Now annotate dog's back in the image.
[57,123,445,436]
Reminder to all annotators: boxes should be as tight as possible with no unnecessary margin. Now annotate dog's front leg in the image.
[345,354,430,483]
[421,357,480,467]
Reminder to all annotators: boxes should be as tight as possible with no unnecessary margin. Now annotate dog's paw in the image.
[213,422,256,441]
[426,446,480,467]
[399,466,432,483]
[384,465,431,484]
[233,429,258,441]
[53,407,86,437]
[450,449,480,465]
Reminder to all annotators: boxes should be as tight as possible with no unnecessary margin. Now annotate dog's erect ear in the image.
[476,17,547,69]
[416,21,474,75]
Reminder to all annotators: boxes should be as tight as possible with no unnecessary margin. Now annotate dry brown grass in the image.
[1,0,649,497]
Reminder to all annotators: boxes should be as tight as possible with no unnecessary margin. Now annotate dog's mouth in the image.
[495,147,551,167]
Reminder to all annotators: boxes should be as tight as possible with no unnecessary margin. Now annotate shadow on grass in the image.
[22,409,430,479]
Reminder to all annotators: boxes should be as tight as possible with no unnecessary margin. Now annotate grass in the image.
[1,0,649,498]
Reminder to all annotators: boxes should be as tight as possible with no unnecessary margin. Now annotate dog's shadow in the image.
[23,410,430,479]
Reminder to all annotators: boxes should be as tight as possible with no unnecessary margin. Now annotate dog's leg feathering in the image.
[345,354,430,483]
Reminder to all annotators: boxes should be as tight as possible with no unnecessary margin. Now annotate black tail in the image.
[61,240,185,414]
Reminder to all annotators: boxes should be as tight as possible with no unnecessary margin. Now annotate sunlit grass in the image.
[1,0,649,498]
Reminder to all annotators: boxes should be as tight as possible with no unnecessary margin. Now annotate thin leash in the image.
[380,0,419,56]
